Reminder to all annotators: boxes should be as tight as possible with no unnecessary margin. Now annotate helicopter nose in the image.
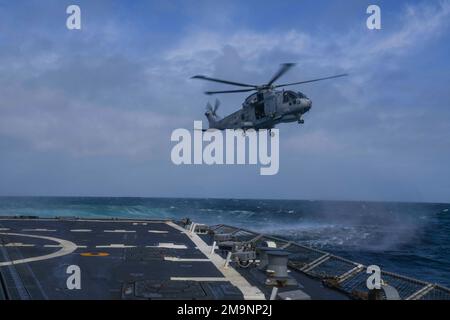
[298,98,311,112]
[305,99,312,111]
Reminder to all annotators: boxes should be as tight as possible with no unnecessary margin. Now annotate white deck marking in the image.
[0,233,77,267]
[164,257,210,262]
[96,244,136,248]
[44,244,87,248]
[171,277,227,281]
[22,229,56,232]
[0,218,167,224]
[0,228,10,231]
[166,222,265,300]
[148,230,169,234]
[70,229,92,232]
[103,230,136,233]
[1,243,35,247]
[146,243,187,249]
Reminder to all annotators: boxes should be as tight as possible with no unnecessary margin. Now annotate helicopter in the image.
[191,63,348,130]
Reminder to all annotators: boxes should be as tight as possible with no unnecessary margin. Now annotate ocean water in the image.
[0,197,449,287]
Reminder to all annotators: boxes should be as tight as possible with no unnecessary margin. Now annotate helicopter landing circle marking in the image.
[0,233,77,267]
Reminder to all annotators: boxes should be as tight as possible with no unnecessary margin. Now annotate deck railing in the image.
[210,224,450,300]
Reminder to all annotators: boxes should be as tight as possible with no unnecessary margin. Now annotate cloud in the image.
[165,0,450,70]
[0,89,186,157]
[0,0,449,201]
[372,0,450,55]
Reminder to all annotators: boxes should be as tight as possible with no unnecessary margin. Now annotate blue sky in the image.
[0,0,449,202]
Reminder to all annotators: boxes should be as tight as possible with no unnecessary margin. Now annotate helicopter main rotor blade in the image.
[205,88,256,95]
[275,73,348,88]
[191,75,257,88]
[267,63,296,86]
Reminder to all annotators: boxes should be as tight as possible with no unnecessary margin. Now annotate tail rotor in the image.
[205,99,220,118]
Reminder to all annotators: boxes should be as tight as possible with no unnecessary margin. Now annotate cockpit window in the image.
[297,92,307,99]
[245,93,258,104]
[283,91,297,103]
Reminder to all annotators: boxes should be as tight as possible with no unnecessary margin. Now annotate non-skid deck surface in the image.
[0,218,348,300]
[0,218,232,299]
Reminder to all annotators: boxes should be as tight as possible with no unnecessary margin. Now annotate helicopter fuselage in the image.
[205,90,312,130]
[193,63,346,130]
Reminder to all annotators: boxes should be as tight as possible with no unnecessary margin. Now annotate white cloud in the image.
[0,86,188,157]
[164,29,312,74]
[372,1,450,55]
[162,0,450,100]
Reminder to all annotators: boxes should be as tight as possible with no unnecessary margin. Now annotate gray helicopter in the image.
[192,63,347,130]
